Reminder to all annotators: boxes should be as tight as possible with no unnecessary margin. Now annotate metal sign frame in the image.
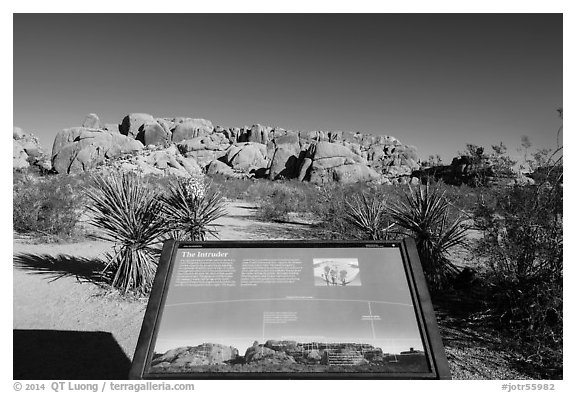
[129,239,451,380]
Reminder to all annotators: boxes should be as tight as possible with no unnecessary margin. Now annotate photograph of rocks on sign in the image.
[313,258,361,286]
[13,13,562,380]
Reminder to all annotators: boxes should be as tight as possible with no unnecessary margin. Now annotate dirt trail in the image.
[216,200,316,240]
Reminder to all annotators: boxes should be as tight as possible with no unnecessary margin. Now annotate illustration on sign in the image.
[313,258,361,286]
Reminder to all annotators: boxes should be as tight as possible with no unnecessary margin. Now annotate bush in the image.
[387,184,468,291]
[256,182,308,222]
[473,180,562,378]
[161,176,228,241]
[344,192,394,240]
[13,172,85,239]
[86,172,169,294]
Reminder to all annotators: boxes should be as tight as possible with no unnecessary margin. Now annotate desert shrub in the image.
[86,172,170,294]
[13,172,85,239]
[311,182,387,240]
[255,182,308,221]
[420,180,478,219]
[209,175,256,200]
[473,178,562,378]
[161,176,228,241]
[209,175,293,203]
[387,184,468,291]
[344,193,395,240]
[308,183,351,239]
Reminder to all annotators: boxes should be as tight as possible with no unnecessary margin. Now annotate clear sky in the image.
[13,14,562,161]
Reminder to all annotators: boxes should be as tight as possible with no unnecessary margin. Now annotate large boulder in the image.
[155,118,174,134]
[142,121,170,146]
[333,163,381,184]
[242,124,271,144]
[300,130,328,143]
[104,123,120,133]
[186,150,227,168]
[171,119,214,143]
[178,133,230,153]
[178,134,231,167]
[225,142,269,172]
[269,147,299,180]
[13,127,50,171]
[119,113,154,138]
[82,113,101,129]
[13,143,29,170]
[13,126,26,140]
[274,131,300,153]
[297,157,313,181]
[312,141,365,163]
[206,159,248,179]
[304,141,377,184]
[51,127,143,174]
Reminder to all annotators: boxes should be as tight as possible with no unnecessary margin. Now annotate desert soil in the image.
[13,200,530,380]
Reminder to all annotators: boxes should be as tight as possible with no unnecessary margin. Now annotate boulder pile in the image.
[40,112,422,183]
[413,154,535,187]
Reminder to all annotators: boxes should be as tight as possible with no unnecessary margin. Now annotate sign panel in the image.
[130,240,450,379]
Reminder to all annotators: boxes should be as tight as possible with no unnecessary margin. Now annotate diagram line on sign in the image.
[164,298,413,308]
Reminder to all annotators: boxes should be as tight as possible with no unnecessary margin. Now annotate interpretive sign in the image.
[130,239,450,379]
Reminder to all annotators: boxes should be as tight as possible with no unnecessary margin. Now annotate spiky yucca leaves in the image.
[345,193,394,240]
[388,184,468,290]
[161,177,227,241]
[86,172,169,294]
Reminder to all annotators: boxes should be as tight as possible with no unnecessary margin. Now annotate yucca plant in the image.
[161,176,227,241]
[86,172,169,294]
[345,193,394,240]
[388,184,468,290]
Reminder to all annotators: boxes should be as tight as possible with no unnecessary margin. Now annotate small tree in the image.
[323,265,332,285]
[330,268,338,286]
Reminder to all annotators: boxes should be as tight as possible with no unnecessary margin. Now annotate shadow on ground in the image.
[13,253,108,284]
[13,329,131,379]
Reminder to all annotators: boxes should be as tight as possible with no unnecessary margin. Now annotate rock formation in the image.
[151,344,239,368]
[105,145,203,178]
[13,126,51,172]
[51,127,143,174]
[412,154,534,187]
[46,112,423,184]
